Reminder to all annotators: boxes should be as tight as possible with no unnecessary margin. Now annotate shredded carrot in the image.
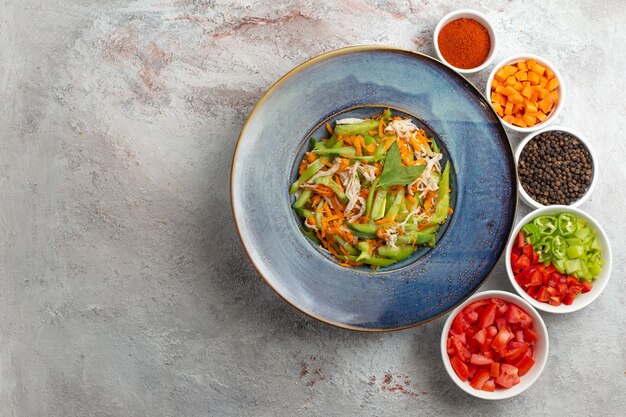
[448,207,454,214]
[325,122,333,135]
[382,136,396,152]
[376,228,388,239]
[418,222,433,230]
[378,118,384,137]
[363,141,376,154]
[342,135,354,146]
[354,136,362,156]
[307,153,316,163]
[406,194,416,205]
[298,160,308,175]
[323,202,333,217]
[322,160,334,169]
[334,174,343,188]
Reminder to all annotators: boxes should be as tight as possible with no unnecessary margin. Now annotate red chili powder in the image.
[438,18,491,69]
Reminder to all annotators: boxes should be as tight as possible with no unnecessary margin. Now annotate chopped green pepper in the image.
[334,119,380,136]
[551,235,566,259]
[377,245,416,261]
[533,215,558,235]
[430,161,451,224]
[290,159,324,194]
[366,178,379,218]
[521,223,541,245]
[557,213,578,237]
[292,189,312,209]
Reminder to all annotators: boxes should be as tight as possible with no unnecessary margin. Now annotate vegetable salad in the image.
[290,109,452,268]
[511,213,603,306]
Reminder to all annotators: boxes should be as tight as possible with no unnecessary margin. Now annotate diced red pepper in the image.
[526,285,539,298]
[562,294,575,305]
[515,232,525,250]
[537,286,550,302]
[581,281,593,293]
[515,255,531,271]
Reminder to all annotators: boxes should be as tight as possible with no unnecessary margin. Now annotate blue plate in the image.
[231,46,516,331]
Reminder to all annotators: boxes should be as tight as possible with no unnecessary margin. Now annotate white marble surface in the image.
[0,0,625,416]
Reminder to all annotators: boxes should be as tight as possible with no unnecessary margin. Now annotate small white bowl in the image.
[440,290,549,400]
[485,54,565,133]
[433,9,497,74]
[505,206,612,314]
[515,126,598,209]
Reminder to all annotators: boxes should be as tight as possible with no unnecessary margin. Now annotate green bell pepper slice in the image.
[377,245,416,261]
[347,222,378,238]
[557,213,578,237]
[290,159,324,194]
[521,223,541,245]
[334,119,380,136]
[533,215,557,235]
[551,235,566,259]
[366,178,379,218]
[292,189,312,209]
[430,161,451,224]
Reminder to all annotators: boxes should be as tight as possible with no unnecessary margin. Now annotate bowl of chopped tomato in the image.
[440,290,548,399]
[505,206,612,313]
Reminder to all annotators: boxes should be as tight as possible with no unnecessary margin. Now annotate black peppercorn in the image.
[518,131,593,205]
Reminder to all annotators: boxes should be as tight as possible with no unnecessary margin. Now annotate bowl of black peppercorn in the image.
[515,126,597,209]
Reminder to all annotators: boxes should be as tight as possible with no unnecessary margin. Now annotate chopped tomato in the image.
[506,305,533,328]
[516,355,536,376]
[490,362,500,377]
[470,354,494,365]
[451,313,468,334]
[582,281,593,293]
[450,355,468,381]
[478,303,497,329]
[470,369,491,390]
[467,363,477,379]
[482,379,496,392]
[447,298,537,392]
[491,327,512,353]
[495,364,520,388]
[473,328,487,345]
[491,298,509,315]
[523,328,538,343]
[505,344,529,363]
[451,337,470,362]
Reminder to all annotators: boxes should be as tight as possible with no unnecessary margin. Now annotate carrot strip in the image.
[325,122,333,135]
[355,136,362,156]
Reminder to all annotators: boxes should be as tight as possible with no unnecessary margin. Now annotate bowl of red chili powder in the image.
[433,9,497,74]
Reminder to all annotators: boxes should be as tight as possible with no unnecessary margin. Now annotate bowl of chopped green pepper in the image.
[505,206,612,313]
